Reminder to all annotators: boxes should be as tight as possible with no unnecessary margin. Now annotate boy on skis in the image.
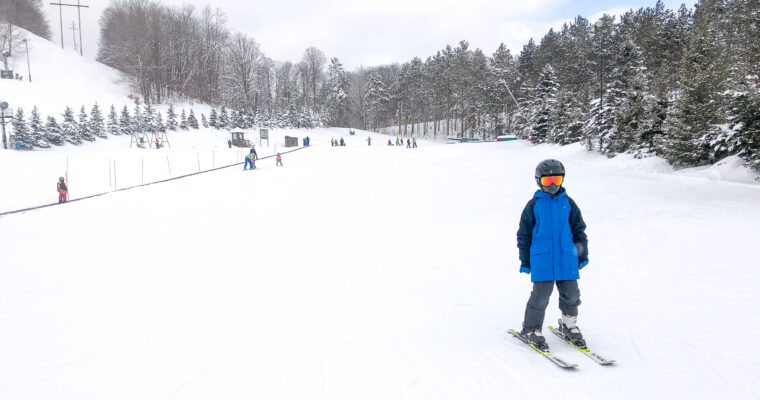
[57,176,68,203]
[276,153,283,166]
[517,159,588,351]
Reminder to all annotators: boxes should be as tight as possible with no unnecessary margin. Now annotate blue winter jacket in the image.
[516,189,588,282]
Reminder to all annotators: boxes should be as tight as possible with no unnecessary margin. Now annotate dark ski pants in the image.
[522,280,581,332]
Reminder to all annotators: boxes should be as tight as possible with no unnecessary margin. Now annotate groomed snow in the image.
[1,128,759,399]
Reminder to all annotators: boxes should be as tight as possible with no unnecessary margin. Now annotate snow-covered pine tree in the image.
[603,39,650,157]
[209,108,218,128]
[132,104,144,135]
[61,106,81,145]
[166,104,178,130]
[530,64,559,144]
[143,103,158,133]
[228,109,242,129]
[90,103,106,139]
[188,109,199,129]
[324,57,351,127]
[78,106,95,141]
[201,113,208,128]
[45,116,64,146]
[554,90,585,145]
[155,112,166,133]
[11,107,32,149]
[218,106,229,129]
[659,1,729,167]
[29,106,50,148]
[107,105,120,135]
[727,83,760,171]
[119,105,132,136]
[180,109,188,130]
[242,108,255,128]
[364,71,388,130]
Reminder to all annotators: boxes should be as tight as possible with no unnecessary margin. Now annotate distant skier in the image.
[407,138,411,148]
[244,149,256,170]
[339,137,345,146]
[395,137,400,146]
[516,159,588,351]
[387,139,393,146]
[228,140,232,148]
[155,138,160,149]
[276,153,283,166]
[367,136,371,146]
[412,138,417,148]
[57,176,68,203]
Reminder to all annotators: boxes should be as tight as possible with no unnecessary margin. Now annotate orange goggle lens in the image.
[540,175,563,186]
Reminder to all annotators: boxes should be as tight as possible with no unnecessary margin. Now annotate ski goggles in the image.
[540,175,564,186]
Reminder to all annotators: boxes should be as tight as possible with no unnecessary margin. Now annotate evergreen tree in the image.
[155,112,166,133]
[530,64,559,143]
[324,57,351,126]
[166,104,178,130]
[728,84,760,171]
[218,106,229,129]
[554,91,585,145]
[209,108,218,128]
[660,1,729,167]
[201,113,209,128]
[11,108,31,149]
[119,105,132,136]
[188,109,199,129]
[144,103,159,133]
[180,109,189,130]
[44,116,64,146]
[61,106,81,145]
[132,104,144,134]
[78,106,95,142]
[90,103,106,139]
[29,106,50,148]
[603,40,651,156]
[228,109,242,129]
[107,105,120,135]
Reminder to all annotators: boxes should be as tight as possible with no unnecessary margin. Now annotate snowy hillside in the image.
[1,128,759,399]
[0,27,131,117]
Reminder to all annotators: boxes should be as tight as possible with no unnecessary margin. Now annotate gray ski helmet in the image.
[535,159,565,194]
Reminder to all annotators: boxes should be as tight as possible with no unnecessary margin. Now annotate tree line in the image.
[97,0,759,171]
[10,103,205,148]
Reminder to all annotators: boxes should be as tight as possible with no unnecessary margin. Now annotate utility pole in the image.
[23,39,31,82]
[69,21,78,52]
[50,1,89,55]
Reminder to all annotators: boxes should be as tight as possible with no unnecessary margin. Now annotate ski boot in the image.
[521,329,549,351]
[558,314,586,348]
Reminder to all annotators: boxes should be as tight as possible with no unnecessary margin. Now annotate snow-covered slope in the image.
[0,27,131,117]
[1,128,759,399]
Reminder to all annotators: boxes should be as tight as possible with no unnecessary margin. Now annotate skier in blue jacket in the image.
[517,159,588,351]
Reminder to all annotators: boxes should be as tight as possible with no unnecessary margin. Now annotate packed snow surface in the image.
[1,129,759,399]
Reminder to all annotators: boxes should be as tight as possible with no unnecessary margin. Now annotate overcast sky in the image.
[42,0,690,70]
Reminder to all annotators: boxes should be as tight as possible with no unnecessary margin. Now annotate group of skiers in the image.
[331,138,345,146]
[386,137,417,148]
[243,146,283,170]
